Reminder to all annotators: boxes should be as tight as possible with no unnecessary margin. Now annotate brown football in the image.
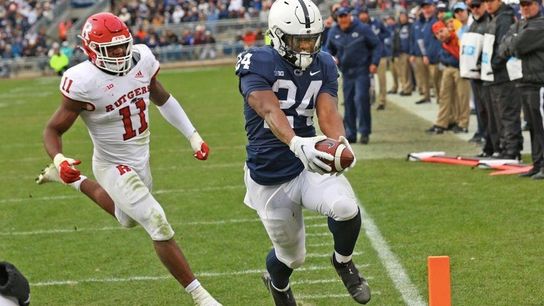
[314,138,354,173]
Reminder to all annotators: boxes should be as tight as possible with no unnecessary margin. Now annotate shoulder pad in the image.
[133,44,160,76]
[235,47,275,81]
[59,64,92,101]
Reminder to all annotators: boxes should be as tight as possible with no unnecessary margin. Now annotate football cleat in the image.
[261,272,297,306]
[331,255,371,304]
[36,163,61,184]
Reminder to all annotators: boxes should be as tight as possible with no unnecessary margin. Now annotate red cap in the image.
[432,21,447,34]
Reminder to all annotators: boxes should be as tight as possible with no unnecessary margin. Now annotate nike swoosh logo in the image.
[310,70,320,76]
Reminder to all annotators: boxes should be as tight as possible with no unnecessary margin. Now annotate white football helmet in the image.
[268,0,324,70]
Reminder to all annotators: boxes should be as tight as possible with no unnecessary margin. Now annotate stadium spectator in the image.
[48,42,69,75]
[235,0,368,304]
[37,12,221,306]
[384,15,399,96]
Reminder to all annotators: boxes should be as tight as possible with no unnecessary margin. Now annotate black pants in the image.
[520,86,544,169]
[473,80,498,154]
[488,82,523,156]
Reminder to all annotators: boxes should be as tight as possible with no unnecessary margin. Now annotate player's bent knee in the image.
[331,198,359,221]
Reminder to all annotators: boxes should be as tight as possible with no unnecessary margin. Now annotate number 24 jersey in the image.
[236,46,339,185]
[59,44,159,169]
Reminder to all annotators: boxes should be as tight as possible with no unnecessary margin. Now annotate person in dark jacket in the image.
[467,0,498,155]
[482,0,523,160]
[410,0,443,104]
[392,11,414,96]
[499,0,544,178]
[359,7,391,109]
[327,7,382,144]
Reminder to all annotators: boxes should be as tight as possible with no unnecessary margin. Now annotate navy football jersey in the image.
[236,46,339,185]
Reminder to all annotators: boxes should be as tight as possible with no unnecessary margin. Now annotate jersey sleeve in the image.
[235,48,275,98]
[318,52,339,97]
[59,67,90,102]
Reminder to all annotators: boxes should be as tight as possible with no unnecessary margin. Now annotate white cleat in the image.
[36,163,61,184]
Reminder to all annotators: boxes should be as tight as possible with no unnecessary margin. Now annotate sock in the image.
[69,175,87,192]
[328,209,361,259]
[185,279,201,294]
[334,251,352,264]
[266,249,293,290]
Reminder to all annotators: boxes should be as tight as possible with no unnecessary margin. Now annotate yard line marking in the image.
[306,242,331,247]
[298,292,381,299]
[359,202,426,306]
[306,233,330,237]
[30,265,332,287]
[306,251,362,258]
[0,185,246,204]
[306,223,328,228]
[1,216,325,236]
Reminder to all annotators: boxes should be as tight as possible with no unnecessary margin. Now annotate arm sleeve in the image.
[491,15,515,67]
[514,23,544,56]
[364,25,382,65]
[156,95,196,139]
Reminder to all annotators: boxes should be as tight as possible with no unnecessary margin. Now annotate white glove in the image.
[289,136,334,174]
[53,153,81,183]
[336,136,357,176]
[189,132,209,160]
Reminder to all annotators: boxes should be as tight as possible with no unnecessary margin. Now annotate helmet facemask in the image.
[273,29,322,70]
[85,36,133,75]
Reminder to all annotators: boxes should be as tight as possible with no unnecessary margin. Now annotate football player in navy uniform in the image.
[235,0,370,305]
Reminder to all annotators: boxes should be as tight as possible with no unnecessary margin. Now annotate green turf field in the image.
[1,66,543,306]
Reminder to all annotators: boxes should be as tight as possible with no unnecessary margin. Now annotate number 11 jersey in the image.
[59,44,160,169]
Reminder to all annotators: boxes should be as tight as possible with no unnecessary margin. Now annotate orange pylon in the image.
[427,256,451,306]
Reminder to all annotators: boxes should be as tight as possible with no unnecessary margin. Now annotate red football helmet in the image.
[79,12,133,74]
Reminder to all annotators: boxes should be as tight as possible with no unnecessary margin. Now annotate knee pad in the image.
[114,207,137,228]
[331,197,359,221]
[263,211,306,269]
[286,256,305,269]
[138,195,175,241]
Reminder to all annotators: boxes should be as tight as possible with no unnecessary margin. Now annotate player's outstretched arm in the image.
[248,90,333,174]
[316,93,356,171]
[43,96,85,183]
[149,77,209,160]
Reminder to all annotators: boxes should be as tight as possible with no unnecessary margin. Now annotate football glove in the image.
[0,262,30,306]
[190,132,209,160]
[53,153,81,184]
[289,135,334,174]
[336,136,357,176]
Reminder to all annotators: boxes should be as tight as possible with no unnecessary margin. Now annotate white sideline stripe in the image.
[359,203,426,306]
[0,185,246,204]
[30,265,331,287]
[1,215,325,236]
[306,242,330,247]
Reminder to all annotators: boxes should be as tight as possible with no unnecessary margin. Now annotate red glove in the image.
[190,132,210,161]
[194,142,209,160]
[53,153,81,183]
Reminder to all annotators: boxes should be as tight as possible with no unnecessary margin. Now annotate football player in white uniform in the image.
[39,12,221,306]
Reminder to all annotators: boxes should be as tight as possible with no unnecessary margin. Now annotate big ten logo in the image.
[481,52,490,64]
[462,45,475,56]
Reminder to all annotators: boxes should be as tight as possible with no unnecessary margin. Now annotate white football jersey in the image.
[60,44,160,169]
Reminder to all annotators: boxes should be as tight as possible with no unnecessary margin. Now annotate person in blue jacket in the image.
[327,6,382,144]
[409,0,443,104]
[358,7,391,109]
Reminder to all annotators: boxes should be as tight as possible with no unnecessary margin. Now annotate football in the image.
[314,138,354,173]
